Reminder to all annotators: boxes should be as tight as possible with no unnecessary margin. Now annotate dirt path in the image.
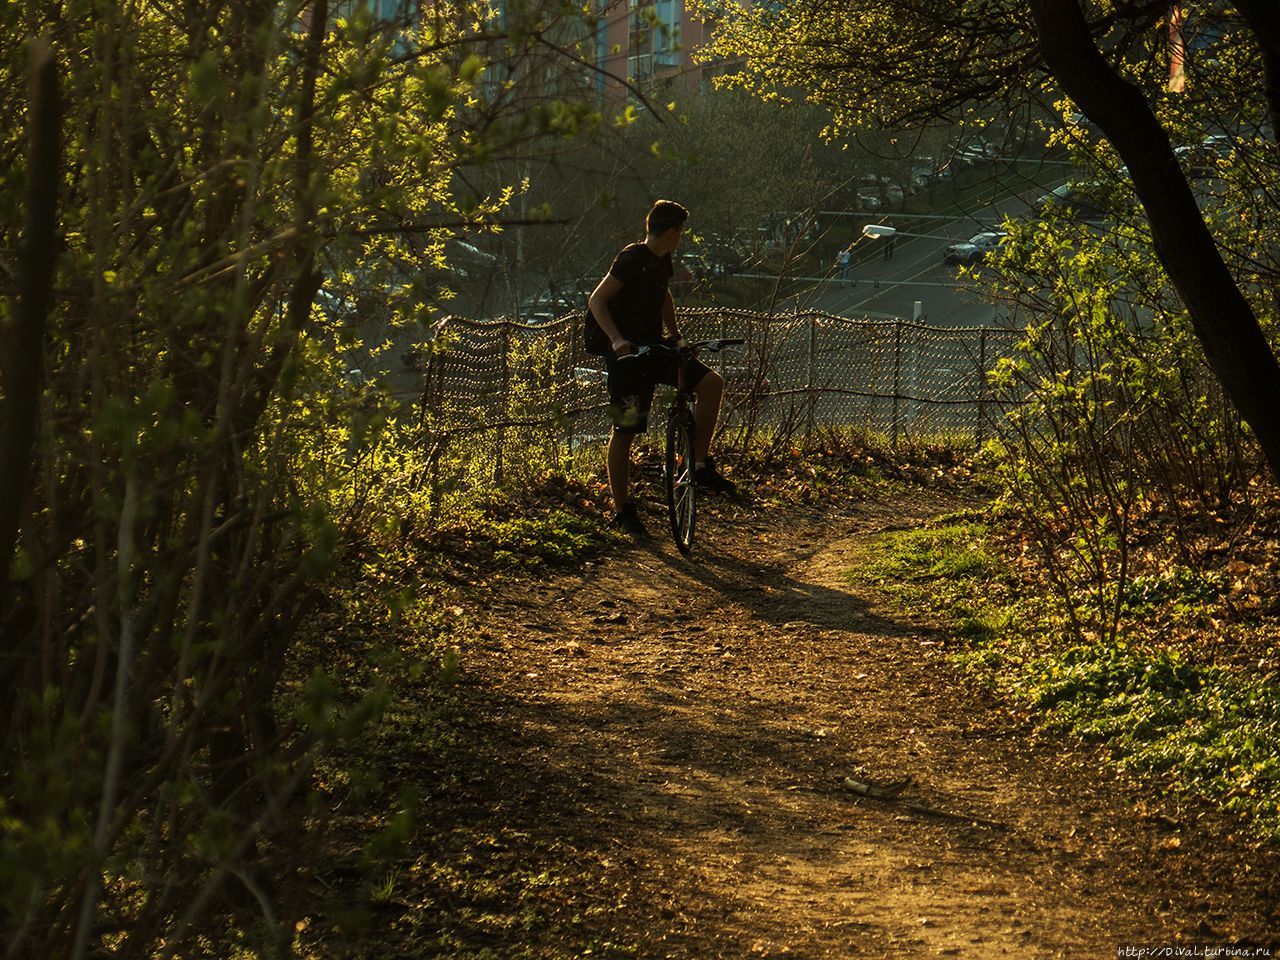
[425,492,1280,958]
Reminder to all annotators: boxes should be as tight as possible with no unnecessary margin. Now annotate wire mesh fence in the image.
[369,307,1023,492]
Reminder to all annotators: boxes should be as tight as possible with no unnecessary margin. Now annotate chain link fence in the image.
[367,307,1023,492]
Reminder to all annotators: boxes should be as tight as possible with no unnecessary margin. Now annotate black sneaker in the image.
[694,457,737,495]
[612,502,648,537]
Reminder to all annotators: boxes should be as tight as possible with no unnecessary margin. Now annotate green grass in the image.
[850,518,1280,841]
[863,522,993,581]
[850,521,1003,625]
[1014,645,1280,832]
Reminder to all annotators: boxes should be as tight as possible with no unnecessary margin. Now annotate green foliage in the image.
[702,0,1280,507]
[697,0,1038,130]
[855,522,1003,604]
[851,520,1023,659]
[1012,645,1280,838]
[857,521,1280,840]
[980,95,1272,642]
[0,1,609,955]
[478,509,605,568]
[1122,567,1224,616]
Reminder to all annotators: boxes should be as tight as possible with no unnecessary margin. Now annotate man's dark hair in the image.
[645,199,689,237]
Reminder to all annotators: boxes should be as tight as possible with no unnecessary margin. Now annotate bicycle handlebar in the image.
[621,338,745,360]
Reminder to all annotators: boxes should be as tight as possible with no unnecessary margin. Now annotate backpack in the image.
[582,307,610,356]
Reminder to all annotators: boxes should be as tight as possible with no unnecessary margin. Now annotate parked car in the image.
[855,191,883,212]
[908,165,933,191]
[1035,182,1107,221]
[450,240,497,277]
[757,212,819,249]
[1174,134,1233,179]
[907,154,960,191]
[943,230,1008,265]
[1063,112,1101,136]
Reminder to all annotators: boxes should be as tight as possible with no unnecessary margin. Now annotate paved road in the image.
[775,183,1055,328]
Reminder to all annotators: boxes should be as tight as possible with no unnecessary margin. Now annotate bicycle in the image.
[622,338,744,553]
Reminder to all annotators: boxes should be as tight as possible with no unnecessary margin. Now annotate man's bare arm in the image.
[588,275,632,354]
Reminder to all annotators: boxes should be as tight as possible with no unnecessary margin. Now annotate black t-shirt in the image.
[606,242,673,344]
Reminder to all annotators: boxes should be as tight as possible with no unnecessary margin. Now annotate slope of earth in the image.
[337,489,1280,959]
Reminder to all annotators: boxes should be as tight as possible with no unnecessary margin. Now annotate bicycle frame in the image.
[620,338,743,552]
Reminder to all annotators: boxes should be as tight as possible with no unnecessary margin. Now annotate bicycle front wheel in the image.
[665,407,696,553]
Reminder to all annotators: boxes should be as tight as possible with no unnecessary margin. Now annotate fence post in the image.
[805,313,817,441]
[495,321,509,483]
[977,328,988,447]
[417,343,433,430]
[566,316,579,472]
[741,311,759,454]
[910,325,921,441]
[891,318,902,450]
[424,345,443,510]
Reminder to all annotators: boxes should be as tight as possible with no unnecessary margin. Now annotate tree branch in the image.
[344,215,573,238]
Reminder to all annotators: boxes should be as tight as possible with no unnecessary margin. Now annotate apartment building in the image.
[597,0,723,98]
[327,0,727,101]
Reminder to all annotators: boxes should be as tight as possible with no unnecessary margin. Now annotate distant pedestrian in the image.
[883,229,896,261]
[837,246,851,285]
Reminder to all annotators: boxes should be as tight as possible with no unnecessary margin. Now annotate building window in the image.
[628,0,680,80]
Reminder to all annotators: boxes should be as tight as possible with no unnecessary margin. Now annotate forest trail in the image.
[433,491,1279,958]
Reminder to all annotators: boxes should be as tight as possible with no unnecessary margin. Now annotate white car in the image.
[943,231,1007,265]
[856,191,883,212]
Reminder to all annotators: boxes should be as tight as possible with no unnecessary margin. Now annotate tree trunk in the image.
[1235,0,1280,140]
[1028,0,1280,480]
[0,39,60,621]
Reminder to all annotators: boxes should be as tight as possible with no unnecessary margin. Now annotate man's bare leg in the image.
[607,428,634,509]
[692,370,724,465]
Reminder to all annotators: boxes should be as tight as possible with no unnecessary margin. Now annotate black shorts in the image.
[605,345,712,434]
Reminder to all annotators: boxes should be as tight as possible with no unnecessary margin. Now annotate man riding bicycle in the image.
[587,200,736,536]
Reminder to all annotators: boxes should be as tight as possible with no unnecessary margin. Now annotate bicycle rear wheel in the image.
[665,406,696,553]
